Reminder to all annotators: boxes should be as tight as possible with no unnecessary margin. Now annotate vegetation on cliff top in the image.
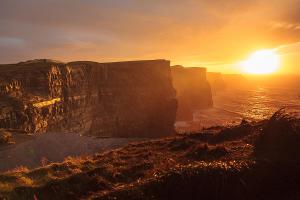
[0,110,299,200]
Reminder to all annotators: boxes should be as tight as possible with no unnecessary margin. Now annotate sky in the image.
[1,0,300,74]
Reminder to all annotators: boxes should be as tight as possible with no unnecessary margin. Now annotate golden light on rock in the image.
[241,50,280,74]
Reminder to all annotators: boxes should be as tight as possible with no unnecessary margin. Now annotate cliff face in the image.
[0,59,177,137]
[207,72,227,94]
[171,65,213,121]
[91,60,177,137]
[0,60,65,133]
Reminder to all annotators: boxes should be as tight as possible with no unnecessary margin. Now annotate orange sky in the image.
[1,0,300,74]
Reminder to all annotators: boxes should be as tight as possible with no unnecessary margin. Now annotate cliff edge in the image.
[0,59,177,138]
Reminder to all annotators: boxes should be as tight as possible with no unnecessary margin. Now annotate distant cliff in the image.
[207,73,251,93]
[171,66,213,121]
[0,59,177,137]
[207,72,227,93]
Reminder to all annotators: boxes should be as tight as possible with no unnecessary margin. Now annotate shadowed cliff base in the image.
[0,110,299,200]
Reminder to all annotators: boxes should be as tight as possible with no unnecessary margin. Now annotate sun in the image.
[241,50,280,74]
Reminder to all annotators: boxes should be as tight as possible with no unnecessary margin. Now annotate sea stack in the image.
[171,65,213,121]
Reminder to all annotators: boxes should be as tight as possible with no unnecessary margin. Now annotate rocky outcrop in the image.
[0,129,14,145]
[0,60,65,133]
[171,65,213,121]
[0,59,177,137]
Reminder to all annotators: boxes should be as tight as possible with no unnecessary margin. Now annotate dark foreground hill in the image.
[0,110,300,200]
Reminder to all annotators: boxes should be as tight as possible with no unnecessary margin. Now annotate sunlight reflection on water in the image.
[191,86,300,129]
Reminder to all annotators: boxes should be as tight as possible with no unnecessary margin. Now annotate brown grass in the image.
[0,110,299,199]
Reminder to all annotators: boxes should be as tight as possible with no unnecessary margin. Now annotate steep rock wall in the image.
[171,65,213,121]
[207,72,227,94]
[0,59,177,137]
[0,60,65,133]
[93,60,177,137]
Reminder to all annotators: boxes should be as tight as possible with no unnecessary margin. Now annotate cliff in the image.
[207,72,227,93]
[171,65,213,121]
[0,59,177,137]
[0,60,66,134]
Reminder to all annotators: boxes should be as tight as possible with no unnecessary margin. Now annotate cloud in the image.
[0,37,25,47]
[276,42,300,54]
[269,21,300,30]
[0,0,300,68]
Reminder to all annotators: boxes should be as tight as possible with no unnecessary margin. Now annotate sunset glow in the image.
[241,50,280,74]
[1,1,300,199]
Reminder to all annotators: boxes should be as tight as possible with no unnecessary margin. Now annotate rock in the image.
[0,59,177,138]
[207,72,227,93]
[0,129,13,145]
[171,65,213,121]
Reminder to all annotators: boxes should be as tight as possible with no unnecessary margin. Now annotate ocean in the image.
[176,80,300,131]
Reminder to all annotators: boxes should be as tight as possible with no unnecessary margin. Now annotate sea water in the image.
[189,85,300,130]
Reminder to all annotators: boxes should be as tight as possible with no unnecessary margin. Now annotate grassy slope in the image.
[0,110,300,200]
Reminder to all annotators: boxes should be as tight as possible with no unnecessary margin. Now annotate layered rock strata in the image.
[0,59,177,137]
